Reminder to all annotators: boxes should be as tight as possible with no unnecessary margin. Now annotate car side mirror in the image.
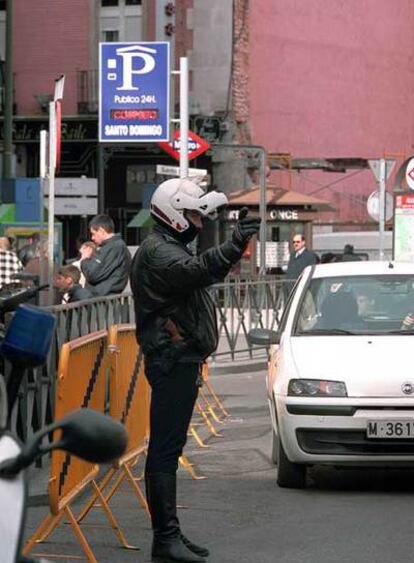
[248,328,280,347]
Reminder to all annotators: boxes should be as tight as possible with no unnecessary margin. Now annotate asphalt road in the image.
[23,368,414,563]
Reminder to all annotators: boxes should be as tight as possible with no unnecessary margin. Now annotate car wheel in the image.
[276,438,306,489]
[271,427,278,464]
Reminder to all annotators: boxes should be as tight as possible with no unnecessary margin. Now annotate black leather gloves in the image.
[232,207,261,249]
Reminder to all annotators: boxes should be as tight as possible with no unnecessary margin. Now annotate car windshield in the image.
[293,274,414,335]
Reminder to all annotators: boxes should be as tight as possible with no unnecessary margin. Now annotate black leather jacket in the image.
[81,234,131,296]
[130,225,244,366]
[66,284,94,303]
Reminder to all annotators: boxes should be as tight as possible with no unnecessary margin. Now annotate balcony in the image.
[77,69,98,115]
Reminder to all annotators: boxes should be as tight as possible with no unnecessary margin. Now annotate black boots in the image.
[181,533,210,558]
[146,472,208,562]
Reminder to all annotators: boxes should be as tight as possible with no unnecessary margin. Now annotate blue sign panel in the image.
[99,42,170,143]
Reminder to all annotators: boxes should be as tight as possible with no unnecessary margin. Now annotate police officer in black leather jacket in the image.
[130,178,261,563]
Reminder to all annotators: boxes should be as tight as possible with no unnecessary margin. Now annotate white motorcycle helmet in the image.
[150,177,228,233]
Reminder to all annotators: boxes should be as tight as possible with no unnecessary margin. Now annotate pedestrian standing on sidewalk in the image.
[286,233,318,282]
[130,178,261,563]
[81,214,130,296]
[341,243,362,262]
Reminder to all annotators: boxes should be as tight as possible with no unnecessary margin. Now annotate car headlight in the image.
[288,379,348,397]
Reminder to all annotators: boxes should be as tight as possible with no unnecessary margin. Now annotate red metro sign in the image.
[159,129,211,161]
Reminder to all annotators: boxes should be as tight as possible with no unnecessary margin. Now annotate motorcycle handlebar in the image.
[0,284,49,313]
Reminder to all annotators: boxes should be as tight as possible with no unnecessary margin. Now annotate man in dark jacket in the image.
[81,214,130,296]
[286,234,318,281]
[130,178,260,563]
[341,244,362,262]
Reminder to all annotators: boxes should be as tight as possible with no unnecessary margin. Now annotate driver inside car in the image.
[401,312,414,329]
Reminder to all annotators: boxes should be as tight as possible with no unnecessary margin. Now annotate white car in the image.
[251,261,414,488]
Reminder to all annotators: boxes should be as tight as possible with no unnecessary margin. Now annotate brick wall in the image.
[173,0,193,108]
[14,0,91,115]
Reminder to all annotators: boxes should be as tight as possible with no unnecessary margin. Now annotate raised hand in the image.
[232,207,261,248]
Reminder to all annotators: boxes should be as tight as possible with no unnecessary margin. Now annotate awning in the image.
[227,184,334,211]
[127,209,154,228]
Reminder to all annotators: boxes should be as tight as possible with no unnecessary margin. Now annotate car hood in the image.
[289,336,414,398]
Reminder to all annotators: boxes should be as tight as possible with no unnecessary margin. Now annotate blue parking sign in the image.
[99,42,170,142]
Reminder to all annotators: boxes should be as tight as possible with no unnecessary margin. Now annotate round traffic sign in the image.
[367,190,393,222]
[405,157,414,190]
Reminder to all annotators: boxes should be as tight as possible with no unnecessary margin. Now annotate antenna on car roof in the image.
[388,262,394,269]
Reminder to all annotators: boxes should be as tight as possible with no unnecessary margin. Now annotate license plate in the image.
[367,419,414,439]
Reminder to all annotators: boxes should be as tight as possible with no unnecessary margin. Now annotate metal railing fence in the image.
[9,294,134,441]
[210,276,288,360]
[9,278,290,439]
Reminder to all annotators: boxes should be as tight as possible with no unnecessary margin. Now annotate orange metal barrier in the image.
[109,324,150,462]
[76,324,150,525]
[188,362,230,458]
[50,332,108,514]
[24,330,134,562]
[202,362,230,418]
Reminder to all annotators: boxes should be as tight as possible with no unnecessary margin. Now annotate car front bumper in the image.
[275,395,414,466]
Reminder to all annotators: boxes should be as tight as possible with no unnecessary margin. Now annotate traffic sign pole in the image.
[379,158,386,260]
[368,157,395,261]
[179,57,189,178]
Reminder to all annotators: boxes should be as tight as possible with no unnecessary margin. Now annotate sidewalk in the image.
[24,367,274,563]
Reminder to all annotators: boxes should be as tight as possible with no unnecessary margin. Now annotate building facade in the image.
[2,0,413,258]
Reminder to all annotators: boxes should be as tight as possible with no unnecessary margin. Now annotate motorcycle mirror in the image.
[0,409,128,478]
[49,409,128,464]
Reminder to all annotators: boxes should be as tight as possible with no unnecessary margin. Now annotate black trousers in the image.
[145,360,200,476]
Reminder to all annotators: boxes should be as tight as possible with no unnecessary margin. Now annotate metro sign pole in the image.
[164,58,211,173]
[169,57,190,178]
[179,57,188,178]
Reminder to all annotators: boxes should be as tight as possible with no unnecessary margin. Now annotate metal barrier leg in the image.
[102,454,145,505]
[22,511,64,554]
[131,451,147,482]
[76,467,117,524]
[204,380,230,417]
[33,510,66,544]
[65,504,98,562]
[122,462,150,516]
[189,425,210,448]
[91,480,140,550]
[195,401,222,437]
[179,454,206,480]
[26,506,99,562]
[199,388,223,423]
[95,467,126,506]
